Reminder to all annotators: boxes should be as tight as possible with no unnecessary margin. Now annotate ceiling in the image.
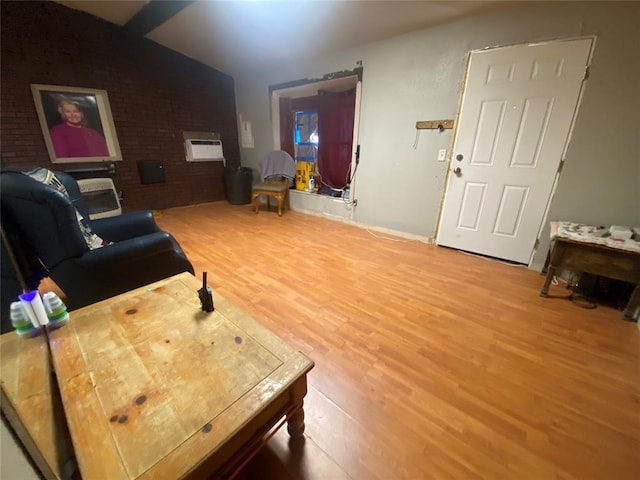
[56,0,504,78]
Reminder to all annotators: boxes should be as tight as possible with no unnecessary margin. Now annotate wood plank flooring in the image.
[156,202,640,480]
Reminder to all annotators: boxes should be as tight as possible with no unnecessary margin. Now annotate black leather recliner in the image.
[1,170,194,331]
[1,227,46,333]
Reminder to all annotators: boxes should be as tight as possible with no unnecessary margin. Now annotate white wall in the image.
[235,1,640,269]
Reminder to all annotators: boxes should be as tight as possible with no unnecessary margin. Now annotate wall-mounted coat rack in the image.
[416,120,454,131]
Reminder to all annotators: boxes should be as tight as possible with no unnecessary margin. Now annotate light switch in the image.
[438,149,447,161]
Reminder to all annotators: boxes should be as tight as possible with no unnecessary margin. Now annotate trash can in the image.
[223,166,253,205]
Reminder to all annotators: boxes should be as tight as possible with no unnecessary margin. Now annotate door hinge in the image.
[557,161,565,174]
[583,66,591,81]
[534,238,540,251]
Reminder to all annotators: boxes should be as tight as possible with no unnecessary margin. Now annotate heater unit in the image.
[77,178,122,220]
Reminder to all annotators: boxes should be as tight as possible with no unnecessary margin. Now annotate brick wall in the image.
[1,1,240,211]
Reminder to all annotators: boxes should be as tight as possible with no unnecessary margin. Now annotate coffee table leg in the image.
[540,266,555,297]
[540,240,565,297]
[287,402,305,438]
[623,285,640,321]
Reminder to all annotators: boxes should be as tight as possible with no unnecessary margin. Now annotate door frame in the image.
[269,69,363,203]
[434,36,596,266]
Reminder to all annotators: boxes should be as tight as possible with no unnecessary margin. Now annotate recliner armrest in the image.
[76,232,180,268]
[91,211,161,242]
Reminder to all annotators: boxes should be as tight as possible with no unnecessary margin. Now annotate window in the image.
[294,110,318,163]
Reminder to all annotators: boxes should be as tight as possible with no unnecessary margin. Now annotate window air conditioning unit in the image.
[77,178,122,220]
[185,139,225,164]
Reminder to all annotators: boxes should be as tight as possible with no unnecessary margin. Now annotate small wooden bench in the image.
[251,180,290,216]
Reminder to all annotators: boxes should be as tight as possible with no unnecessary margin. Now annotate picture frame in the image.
[31,84,122,164]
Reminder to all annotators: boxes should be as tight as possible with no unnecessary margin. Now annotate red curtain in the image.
[317,89,356,189]
[280,89,356,190]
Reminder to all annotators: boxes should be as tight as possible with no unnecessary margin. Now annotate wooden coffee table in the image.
[42,272,313,479]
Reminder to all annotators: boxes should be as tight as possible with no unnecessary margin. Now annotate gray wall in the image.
[235,1,640,269]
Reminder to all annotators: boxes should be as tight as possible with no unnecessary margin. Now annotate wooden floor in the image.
[153,202,640,480]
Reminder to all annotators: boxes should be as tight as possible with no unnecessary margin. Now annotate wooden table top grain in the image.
[0,330,75,479]
[47,272,314,479]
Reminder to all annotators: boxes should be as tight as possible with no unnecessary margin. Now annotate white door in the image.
[437,39,592,263]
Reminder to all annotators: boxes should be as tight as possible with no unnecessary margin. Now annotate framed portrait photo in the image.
[31,84,122,164]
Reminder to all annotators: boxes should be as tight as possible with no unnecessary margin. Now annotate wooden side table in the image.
[540,237,640,320]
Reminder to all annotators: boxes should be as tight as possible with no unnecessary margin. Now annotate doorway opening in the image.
[270,69,362,202]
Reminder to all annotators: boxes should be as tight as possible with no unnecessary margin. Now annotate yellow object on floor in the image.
[295,161,314,191]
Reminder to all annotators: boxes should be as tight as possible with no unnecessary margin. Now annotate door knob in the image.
[453,167,462,175]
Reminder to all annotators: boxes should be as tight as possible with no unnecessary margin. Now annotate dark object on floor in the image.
[573,273,634,311]
[1,170,194,323]
[319,186,343,197]
[224,166,253,205]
